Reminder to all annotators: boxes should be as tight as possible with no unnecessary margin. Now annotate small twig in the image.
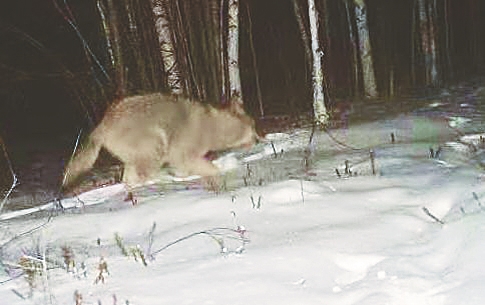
[270,142,278,158]
[303,123,317,172]
[344,160,350,175]
[73,193,86,208]
[472,192,482,207]
[11,288,27,300]
[323,127,362,151]
[0,175,18,214]
[300,179,305,204]
[146,222,156,260]
[62,128,83,187]
[422,207,444,224]
[0,137,19,213]
[114,233,129,257]
[429,146,442,159]
[40,240,52,303]
[369,149,376,175]
[74,290,82,305]
[116,226,244,267]
[335,168,341,178]
[435,146,442,159]
[308,122,316,149]
[0,216,53,252]
[0,273,24,285]
[151,227,249,257]
[250,193,262,209]
[94,257,109,284]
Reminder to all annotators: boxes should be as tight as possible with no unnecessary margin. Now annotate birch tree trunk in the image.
[443,0,452,80]
[245,3,264,116]
[97,0,165,98]
[353,0,377,98]
[344,0,360,97]
[98,0,126,98]
[307,0,328,126]
[428,1,438,85]
[152,0,181,93]
[292,0,311,72]
[417,0,438,85]
[227,0,243,104]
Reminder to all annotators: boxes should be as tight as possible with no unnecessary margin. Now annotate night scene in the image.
[1,1,485,304]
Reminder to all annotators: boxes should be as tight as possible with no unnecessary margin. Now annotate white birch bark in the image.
[308,0,328,125]
[152,0,181,93]
[219,0,227,101]
[354,0,377,98]
[227,0,243,103]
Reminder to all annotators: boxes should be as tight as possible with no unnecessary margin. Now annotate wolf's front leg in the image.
[122,165,144,187]
[189,158,224,192]
[185,157,220,177]
[174,157,220,191]
[122,158,161,187]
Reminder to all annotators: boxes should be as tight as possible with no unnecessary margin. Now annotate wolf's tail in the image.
[62,132,102,190]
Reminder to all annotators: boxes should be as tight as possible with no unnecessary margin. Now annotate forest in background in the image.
[0,0,484,139]
[2,3,485,299]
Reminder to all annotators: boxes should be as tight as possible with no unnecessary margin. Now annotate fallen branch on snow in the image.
[422,207,444,224]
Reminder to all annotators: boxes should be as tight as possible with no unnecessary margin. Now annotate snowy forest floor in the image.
[2,81,485,304]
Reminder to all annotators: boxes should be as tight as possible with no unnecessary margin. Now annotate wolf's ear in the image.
[226,97,247,116]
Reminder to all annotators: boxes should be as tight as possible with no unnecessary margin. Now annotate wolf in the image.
[62,93,258,189]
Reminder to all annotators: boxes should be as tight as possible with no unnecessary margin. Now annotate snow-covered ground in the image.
[2,95,485,304]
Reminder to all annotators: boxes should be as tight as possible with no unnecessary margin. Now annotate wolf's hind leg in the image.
[119,136,166,186]
[63,139,102,189]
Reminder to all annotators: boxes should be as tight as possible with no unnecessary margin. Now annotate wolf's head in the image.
[207,101,260,152]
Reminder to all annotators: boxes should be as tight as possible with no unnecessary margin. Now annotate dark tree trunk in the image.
[98,0,166,99]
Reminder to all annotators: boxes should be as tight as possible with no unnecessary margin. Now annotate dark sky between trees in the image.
[0,0,484,140]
